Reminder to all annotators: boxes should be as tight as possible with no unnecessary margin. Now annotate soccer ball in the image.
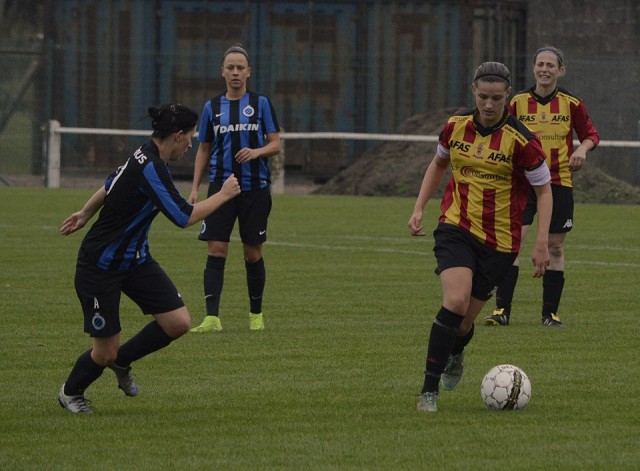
[481,364,531,410]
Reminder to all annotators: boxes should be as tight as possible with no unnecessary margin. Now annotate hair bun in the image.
[148,103,198,138]
[148,106,161,120]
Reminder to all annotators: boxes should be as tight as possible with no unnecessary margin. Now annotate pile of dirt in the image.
[314,109,454,198]
[571,165,640,204]
[315,110,640,204]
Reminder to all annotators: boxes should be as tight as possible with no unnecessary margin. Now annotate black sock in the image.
[64,349,105,395]
[204,255,226,316]
[451,323,474,356]
[542,270,565,317]
[115,321,173,367]
[421,307,464,394]
[245,258,265,314]
[495,265,519,316]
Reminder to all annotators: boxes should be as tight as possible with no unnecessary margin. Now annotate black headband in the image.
[474,72,511,84]
[224,45,249,61]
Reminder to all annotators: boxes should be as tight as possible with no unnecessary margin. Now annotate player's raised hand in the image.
[220,175,241,200]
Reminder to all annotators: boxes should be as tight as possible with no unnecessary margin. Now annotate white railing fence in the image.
[45,120,640,190]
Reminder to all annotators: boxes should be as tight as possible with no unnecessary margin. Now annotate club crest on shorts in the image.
[92,312,106,330]
[242,105,255,117]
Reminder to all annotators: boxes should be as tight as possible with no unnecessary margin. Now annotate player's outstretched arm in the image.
[186,175,241,227]
[60,187,107,236]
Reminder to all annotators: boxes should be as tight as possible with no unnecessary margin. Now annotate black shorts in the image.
[433,223,517,301]
[523,184,574,233]
[198,183,272,245]
[74,259,185,338]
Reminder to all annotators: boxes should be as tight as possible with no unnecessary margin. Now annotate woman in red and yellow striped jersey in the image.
[485,46,599,328]
[408,62,552,412]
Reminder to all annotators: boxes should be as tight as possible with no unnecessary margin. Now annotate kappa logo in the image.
[562,219,573,229]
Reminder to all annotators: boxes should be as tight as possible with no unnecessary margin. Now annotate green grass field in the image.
[1,188,638,470]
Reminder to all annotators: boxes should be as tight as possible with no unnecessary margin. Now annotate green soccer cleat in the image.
[416,392,438,413]
[542,313,565,328]
[249,313,265,331]
[484,308,509,326]
[190,315,223,333]
[441,351,465,391]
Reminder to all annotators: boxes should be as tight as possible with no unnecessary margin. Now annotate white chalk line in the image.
[7,225,639,268]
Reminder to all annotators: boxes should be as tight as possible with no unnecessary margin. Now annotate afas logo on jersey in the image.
[450,140,470,152]
[519,114,569,122]
[486,152,511,164]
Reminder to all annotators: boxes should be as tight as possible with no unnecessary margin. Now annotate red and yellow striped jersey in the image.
[438,110,547,253]
[509,87,599,187]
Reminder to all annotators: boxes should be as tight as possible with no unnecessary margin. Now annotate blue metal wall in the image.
[49,0,527,176]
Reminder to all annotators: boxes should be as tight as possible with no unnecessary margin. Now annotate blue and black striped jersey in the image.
[78,140,194,271]
[199,91,280,191]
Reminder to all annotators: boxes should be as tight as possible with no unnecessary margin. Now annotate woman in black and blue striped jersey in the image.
[58,104,240,414]
[189,44,281,333]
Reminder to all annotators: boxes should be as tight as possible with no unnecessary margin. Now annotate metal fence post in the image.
[46,119,61,188]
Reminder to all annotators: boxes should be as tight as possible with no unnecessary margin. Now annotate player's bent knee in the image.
[156,308,191,338]
[173,318,191,337]
[443,296,470,316]
[90,336,120,366]
[549,244,564,260]
[91,348,118,366]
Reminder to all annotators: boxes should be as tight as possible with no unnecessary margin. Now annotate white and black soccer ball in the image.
[481,364,531,410]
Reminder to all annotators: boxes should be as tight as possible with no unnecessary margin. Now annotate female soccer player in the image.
[189,44,281,333]
[58,104,240,414]
[408,62,552,412]
[485,46,599,327]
